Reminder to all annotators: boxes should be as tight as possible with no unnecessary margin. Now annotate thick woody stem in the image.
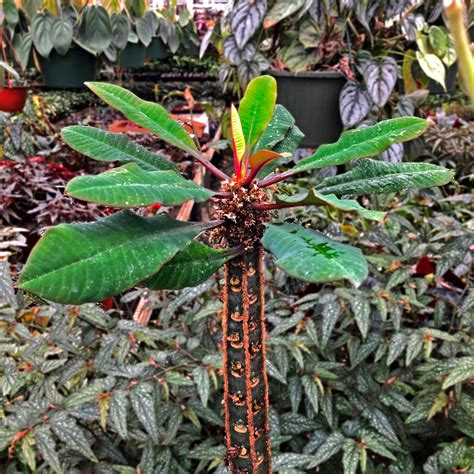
[222,245,271,473]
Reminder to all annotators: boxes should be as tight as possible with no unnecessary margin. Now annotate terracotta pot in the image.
[0,86,28,113]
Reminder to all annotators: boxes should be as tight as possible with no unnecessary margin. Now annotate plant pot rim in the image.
[1,84,29,90]
[267,69,345,79]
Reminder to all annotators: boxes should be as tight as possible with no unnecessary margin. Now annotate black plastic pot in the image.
[146,36,168,60]
[119,42,147,68]
[268,70,346,148]
[36,48,98,89]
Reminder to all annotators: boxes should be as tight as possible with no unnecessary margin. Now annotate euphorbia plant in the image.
[18,76,454,473]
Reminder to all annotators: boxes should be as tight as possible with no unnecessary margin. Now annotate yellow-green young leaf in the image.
[427,391,448,420]
[293,117,429,173]
[18,210,213,304]
[249,149,287,169]
[262,224,368,287]
[275,189,386,222]
[66,163,213,208]
[317,159,454,196]
[238,75,277,150]
[99,394,110,431]
[85,82,199,157]
[230,103,246,163]
[143,242,234,290]
[61,126,178,172]
[416,51,446,89]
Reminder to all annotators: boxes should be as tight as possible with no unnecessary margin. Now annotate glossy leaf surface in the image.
[143,242,234,290]
[317,159,454,196]
[66,163,213,207]
[86,83,199,157]
[230,104,246,171]
[276,190,386,221]
[62,126,178,172]
[262,224,368,287]
[293,118,429,173]
[18,211,212,303]
[238,75,277,150]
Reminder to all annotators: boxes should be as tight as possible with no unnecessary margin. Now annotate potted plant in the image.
[29,2,113,88]
[117,0,153,68]
[0,23,28,113]
[18,76,453,473]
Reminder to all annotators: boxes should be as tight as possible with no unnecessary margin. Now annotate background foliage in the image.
[1,174,472,472]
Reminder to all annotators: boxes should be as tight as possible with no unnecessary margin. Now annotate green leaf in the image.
[442,356,474,389]
[293,118,429,173]
[276,189,386,222]
[34,425,63,474]
[18,211,213,304]
[130,382,159,442]
[61,126,178,172]
[192,367,210,407]
[263,0,306,28]
[428,26,448,58]
[363,431,396,460]
[78,5,113,55]
[32,12,54,58]
[317,159,454,196]
[307,432,345,468]
[143,242,233,290]
[301,375,319,413]
[262,224,368,287]
[351,295,371,339]
[386,333,407,365]
[363,407,399,445]
[51,17,73,55]
[342,439,359,474]
[86,82,199,157]
[64,376,115,408]
[254,104,303,153]
[66,163,213,208]
[321,300,341,348]
[416,51,445,89]
[110,389,129,439]
[50,413,98,462]
[238,75,277,150]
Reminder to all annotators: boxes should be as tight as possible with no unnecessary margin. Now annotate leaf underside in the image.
[276,190,386,222]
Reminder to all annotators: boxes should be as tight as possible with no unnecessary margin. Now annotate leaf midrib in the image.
[21,222,207,286]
